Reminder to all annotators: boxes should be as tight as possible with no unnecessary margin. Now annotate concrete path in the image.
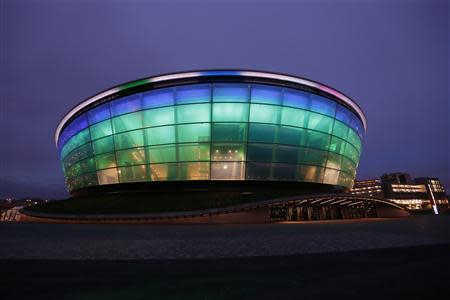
[0,215,449,260]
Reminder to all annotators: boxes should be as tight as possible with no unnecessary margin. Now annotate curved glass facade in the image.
[58,81,364,192]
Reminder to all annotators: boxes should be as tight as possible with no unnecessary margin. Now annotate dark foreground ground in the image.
[1,215,450,299]
[1,244,450,300]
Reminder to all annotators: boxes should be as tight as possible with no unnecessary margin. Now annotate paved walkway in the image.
[1,215,449,260]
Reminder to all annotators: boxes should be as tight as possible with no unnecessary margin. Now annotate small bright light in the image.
[223,165,228,169]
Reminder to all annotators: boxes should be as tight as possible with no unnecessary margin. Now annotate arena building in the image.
[48,70,413,221]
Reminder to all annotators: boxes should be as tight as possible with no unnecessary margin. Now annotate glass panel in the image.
[147,145,177,163]
[145,125,176,145]
[211,143,246,161]
[178,143,210,162]
[323,168,340,185]
[280,107,308,128]
[112,111,143,133]
[95,152,117,170]
[341,156,356,176]
[142,106,175,127]
[247,144,273,162]
[326,152,342,170]
[300,148,328,167]
[213,83,249,102]
[82,172,98,188]
[142,87,174,109]
[116,148,146,166]
[329,136,346,155]
[245,162,271,180]
[347,128,362,153]
[149,163,178,181]
[248,123,277,143]
[310,94,336,117]
[178,162,210,180]
[251,84,282,105]
[306,130,330,151]
[211,123,247,142]
[338,172,353,189]
[114,130,144,150]
[279,126,306,146]
[273,164,297,180]
[63,143,93,169]
[78,157,96,174]
[249,104,280,124]
[332,120,349,140]
[90,119,113,140]
[111,94,141,116]
[58,114,89,151]
[307,112,333,133]
[297,165,324,183]
[97,168,119,185]
[211,162,245,180]
[92,136,114,155]
[343,142,359,163]
[212,103,249,122]
[274,145,299,164]
[350,115,364,138]
[283,88,311,110]
[61,128,91,159]
[335,104,352,125]
[88,103,111,125]
[177,123,210,143]
[176,103,211,123]
[119,165,148,183]
[175,84,211,104]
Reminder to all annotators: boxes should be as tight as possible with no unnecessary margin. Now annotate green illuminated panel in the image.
[300,148,328,167]
[176,103,211,123]
[112,111,143,133]
[306,130,330,151]
[61,128,91,159]
[147,145,177,163]
[116,148,146,166]
[332,120,349,140]
[249,104,280,124]
[212,123,247,142]
[212,103,249,122]
[178,143,210,161]
[307,112,333,134]
[347,128,362,153]
[145,126,176,145]
[95,152,117,170]
[177,123,210,143]
[143,106,175,127]
[280,107,308,128]
[248,123,277,143]
[115,130,144,150]
[92,136,114,155]
[90,119,112,140]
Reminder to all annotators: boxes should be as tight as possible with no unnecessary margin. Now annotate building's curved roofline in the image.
[55,70,367,146]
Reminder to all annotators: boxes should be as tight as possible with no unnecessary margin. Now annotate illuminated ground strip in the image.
[20,194,409,221]
[55,70,367,145]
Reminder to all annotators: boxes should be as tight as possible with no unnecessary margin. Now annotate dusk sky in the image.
[1,0,449,199]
